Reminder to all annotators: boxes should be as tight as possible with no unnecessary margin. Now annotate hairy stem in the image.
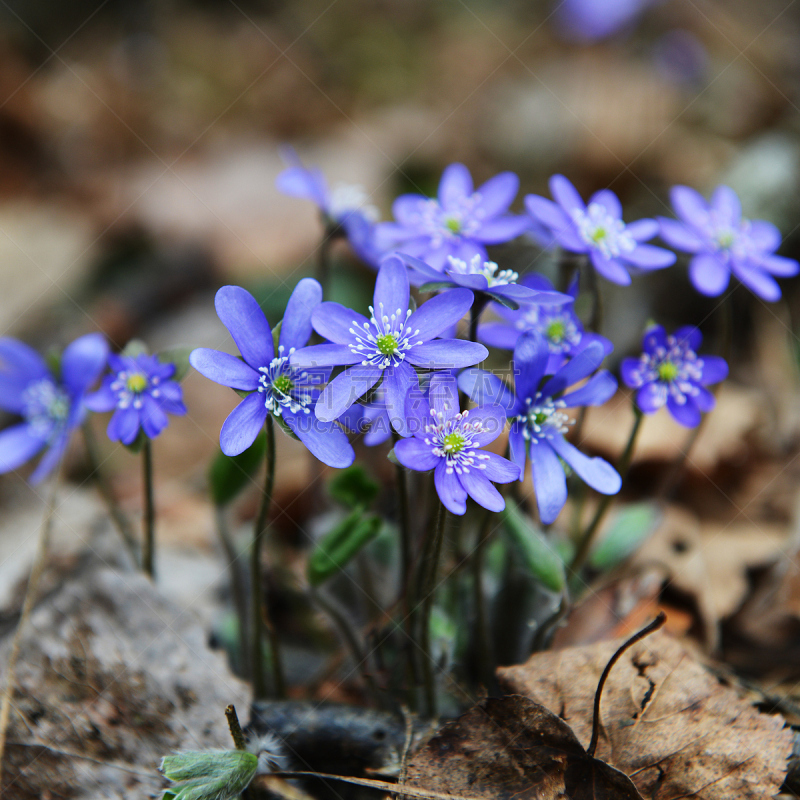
[471,509,496,692]
[141,439,156,579]
[569,406,643,577]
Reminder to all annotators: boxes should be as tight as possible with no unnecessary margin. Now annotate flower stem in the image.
[251,415,285,699]
[141,439,156,579]
[584,256,603,334]
[0,460,61,787]
[317,223,341,297]
[468,297,488,344]
[419,501,447,718]
[569,406,643,577]
[81,421,139,566]
[471,509,496,693]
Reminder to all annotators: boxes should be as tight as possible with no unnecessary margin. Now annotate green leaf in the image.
[271,319,282,356]
[45,347,62,380]
[328,464,379,509]
[590,503,661,570]
[500,501,565,592]
[121,339,148,358]
[160,750,258,800]
[158,346,192,382]
[419,281,455,293]
[386,448,400,466]
[488,293,520,310]
[308,511,382,587]
[208,432,266,506]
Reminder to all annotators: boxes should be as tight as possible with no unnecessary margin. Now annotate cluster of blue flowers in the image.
[0,157,796,527]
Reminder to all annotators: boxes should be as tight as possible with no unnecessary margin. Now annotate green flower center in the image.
[657,361,679,382]
[126,373,148,393]
[716,230,734,249]
[591,227,607,243]
[533,411,549,426]
[443,431,466,454]
[445,216,462,234]
[546,320,566,343]
[272,374,294,395]
[376,333,399,356]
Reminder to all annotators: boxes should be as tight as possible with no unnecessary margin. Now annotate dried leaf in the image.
[405,695,644,800]
[498,631,792,800]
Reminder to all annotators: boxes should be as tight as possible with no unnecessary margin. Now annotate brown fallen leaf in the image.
[498,631,792,800]
[404,695,644,800]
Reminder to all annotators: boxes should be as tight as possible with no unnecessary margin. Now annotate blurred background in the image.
[3,0,800,689]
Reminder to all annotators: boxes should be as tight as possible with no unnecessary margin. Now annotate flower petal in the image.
[481,450,521,482]
[694,386,716,413]
[393,194,426,225]
[215,286,274,369]
[657,218,704,252]
[0,423,44,473]
[405,340,487,369]
[710,185,741,226]
[637,382,667,413]
[748,220,781,252]
[315,365,382,422]
[61,333,109,396]
[190,348,260,390]
[290,343,360,368]
[84,383,117,413]
[0,338,48,383]
[667,395,701,427]
[673,325,702,351]
[283,409,355,468]
[475,171,518,217]
[405,384,432,435]
[478,322,520,351]
[108,407,141,445]
[374,254,410,319]
[219,393,267,456]
[434,460,468,515]
[311,302,370,345]
[589,189,622,219]
[508,419,527,477]
[395,437,439,471]
[732,263,781,302]
[428,372,460,422]
[513,331,550,401]
[463,405,506,446]
[620,357,643,389]
[626,218,659,241]
[29,432,69,485]
[671,185,708,225]
[383,361,419,435]
[407,288,474,341]
[689,254,729,296]
[757,253,799,277]
[549,434,621,495]
[700,355,728,385]
[529,441,567,525]
[279,278,323,352]
[623,244,676,270]
[399,253,443,281]
[141,395,169,439]
[458,368,517,412]
[590,251,631,284]
[549,174,585,214]
[541,340,607,398]
[438,163,473,209]
[560,370,617,407]
[459,468,505,512]
[473,215,531,244]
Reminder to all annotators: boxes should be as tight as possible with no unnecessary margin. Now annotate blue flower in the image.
[189,279,355,468]
[526,175,676,285]
[620,324,728,427]
[275,147,383,265]
[459,332,621,525]
[658,185,799,302]
[337,384,393,447]
[394,373,519,515]
[0,333,108,483]
[373,163,531,270]
[555,0,657,42]
[85,353,187,445]
[478,273,612,373]
[400,253,569,310]
[291,255,488,434]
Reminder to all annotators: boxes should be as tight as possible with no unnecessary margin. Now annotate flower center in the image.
[518,394,572,442]
[125,372,148,393]
[349,303,422,369]
[329,183,380,223]
[447,255,519,287]
[715,229,735,250]
[546,320,567,343]
[258,348,313,416]
[22,378,69,439]
[657,361,679,382]
[572,202,635,259]
[443,431,466,454]
[376,333,399,356]
[445,216,462,234]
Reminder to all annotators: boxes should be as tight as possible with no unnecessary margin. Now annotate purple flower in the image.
[291,255,488,435]
[479,273,612,373]
[526,175,676,285]
[394,373,519,515]
[337,384,393,447]
[275,146,383,265]
[459,332,621,525]
[373,163,531,270]
[189,279,355,468]
[620,324,728,427]
[0,333,108,483]
[400,252,569,310]
[658,185,799,301]
[555,0,658,42]
[85,353,187,445]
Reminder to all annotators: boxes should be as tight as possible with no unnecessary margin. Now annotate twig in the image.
[141,439,156,578]
[225,704,247,751]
